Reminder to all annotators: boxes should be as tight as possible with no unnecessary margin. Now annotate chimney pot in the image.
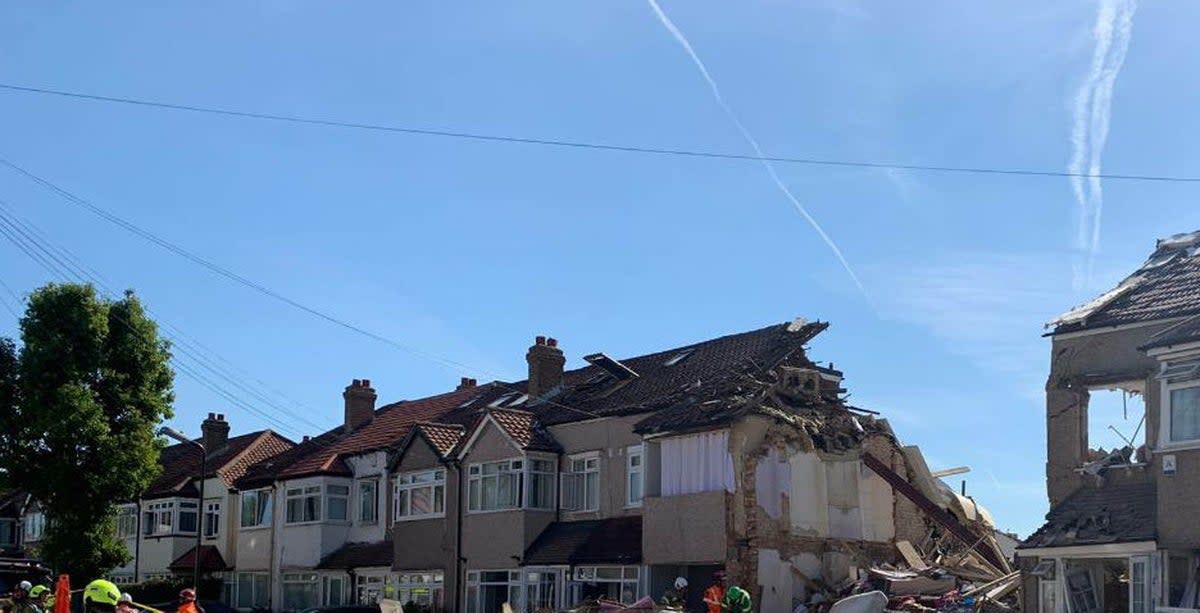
[207,412,216,420]
[363,379,371,388]
[353,378,362,387]
[535,335,546,346]
[457,376,478,391]
[547,338,558,348]
[217,413,225,421]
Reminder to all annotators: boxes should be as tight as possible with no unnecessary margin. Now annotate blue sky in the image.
[1,1,1198,537]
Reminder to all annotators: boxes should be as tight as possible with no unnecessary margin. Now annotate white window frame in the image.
[116,505,137,539]
[561,452,600,513]
[467,460,524,513]
[465,570,522,613]
[394,571,445,608]
[358,478,379,525]
[523,567,566,612]
[23,511,46,542]
[526,457,557,511]
[203,501,221,539]
[282,572,321,611]
[240,488,273,529]
[626,445,644,508]
[395,469,447,521]
[326,483,350,522]
[285,485,322,524]
[178,500,198,534]
[1162,378,1200,449]
[236,572,270,610]
[323,575,347,607]
[568,566,641,605]
[143,501,175,536]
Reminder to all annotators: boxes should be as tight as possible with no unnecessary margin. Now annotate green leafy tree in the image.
[0,283,174,578]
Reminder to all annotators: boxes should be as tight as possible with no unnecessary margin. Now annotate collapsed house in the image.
[1019,231,1200,613]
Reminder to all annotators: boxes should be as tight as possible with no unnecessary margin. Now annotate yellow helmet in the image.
[29,585,49,598]
[83,579,121,608]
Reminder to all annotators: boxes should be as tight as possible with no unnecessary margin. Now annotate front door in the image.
[1130,556,1150,613]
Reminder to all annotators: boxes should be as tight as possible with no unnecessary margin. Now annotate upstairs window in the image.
[286,486,322,524]
[627,446,644,507]
[24,512,46,542]
[116,506,137,539]
[562,453,600,512]
[204,502,221,539]
[468,460,522,512]
[1170,385,1200,443]
[396,469,446,520]
[326,485,350,522]
[143,501,174,535]
[526,459,556,511]
[358,479,378,524]
[240,489,272,528]
[178,501,199,534]
[0,520,16,547]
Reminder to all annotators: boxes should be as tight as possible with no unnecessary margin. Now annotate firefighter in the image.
[660,577,688,609]
[719,574,753,613]
[82,580,122,613]
[174,588,204,613]
[27,586,49,613]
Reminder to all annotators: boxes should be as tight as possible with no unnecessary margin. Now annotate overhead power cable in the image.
[1,82,1198,184]
[0,167,603,422]
[0,204,321,437]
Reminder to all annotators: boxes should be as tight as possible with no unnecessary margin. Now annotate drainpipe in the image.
[269,483,279,613]
[134,501,142,582]
[453,459,465,613]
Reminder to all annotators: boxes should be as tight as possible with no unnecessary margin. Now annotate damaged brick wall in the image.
[1045,325,1167,508]
[862,435,926,546]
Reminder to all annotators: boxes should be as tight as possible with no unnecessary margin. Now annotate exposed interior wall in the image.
[1046,324,1170,507]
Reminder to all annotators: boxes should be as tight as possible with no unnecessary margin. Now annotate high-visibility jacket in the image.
[704,585,726,613]
[722,586,753,613]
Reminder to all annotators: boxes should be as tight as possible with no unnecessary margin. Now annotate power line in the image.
[2,82,1199,184]
[0,174,602,423]
[0,205,317,437]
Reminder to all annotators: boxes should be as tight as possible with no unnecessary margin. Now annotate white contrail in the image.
[645,0,866,295]
[1069,0,1137,288]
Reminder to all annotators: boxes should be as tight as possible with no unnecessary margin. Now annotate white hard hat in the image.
[674,577,688,590]
[17,581,32,592]
[119,593,134,604]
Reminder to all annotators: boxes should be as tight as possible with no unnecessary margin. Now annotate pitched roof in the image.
[169,545,231,572]
[1020,482,1156,549]
[238,386,489,485]
[409,422,466,459]
[1051,231,1200,334]
[316,540,393,570]
[144,430,295,498]
[486,408,560,453]
[1141,313,1200,351]
[0,490,27,518]
[523,516,642,566]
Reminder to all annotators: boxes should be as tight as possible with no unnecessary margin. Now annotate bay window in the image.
[204,501,221,539]
[116,505,137,539]
[465,570,521,613]
[395,572,443,608]
[286,486,321,524]
[240,489,272,528]
[468,461,523,512]
[1170,385,1200,443]
[282,573,319,610]
[236,572,269,609]
[24,511,46,542]
[178,501,199,534]
[143,501,174,535]
[326,484,350,521]
[527,459,556,510]
[568,566,640,605]
[562,453,600,512]
[395,469,446,520]
[358,479,378,524]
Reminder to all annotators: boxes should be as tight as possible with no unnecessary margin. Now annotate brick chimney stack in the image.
[343,379,377,431]
[527,336,565,398]
[201,412,230,451]
[457,377,478,391]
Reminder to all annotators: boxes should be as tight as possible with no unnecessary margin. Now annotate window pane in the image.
[179,510,197,533]
[630,472,643,504]
[328,496,348,521]
[586,472,599,510]
[287,498,302,523]
[328,485,350,495]
[434,485,444,513]
[305,495,321,522]
[1172,387,1200,441]
[411,486,432,515]
[483,476,498,509]
[398,489,409,517]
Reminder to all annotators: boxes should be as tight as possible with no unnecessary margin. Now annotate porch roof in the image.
[523,516,642,566]
[1020,482,1156,550]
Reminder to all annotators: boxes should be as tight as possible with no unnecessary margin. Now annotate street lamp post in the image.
[158,426,206,597]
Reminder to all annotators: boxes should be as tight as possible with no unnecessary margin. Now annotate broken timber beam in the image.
[861,452,1007,571]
